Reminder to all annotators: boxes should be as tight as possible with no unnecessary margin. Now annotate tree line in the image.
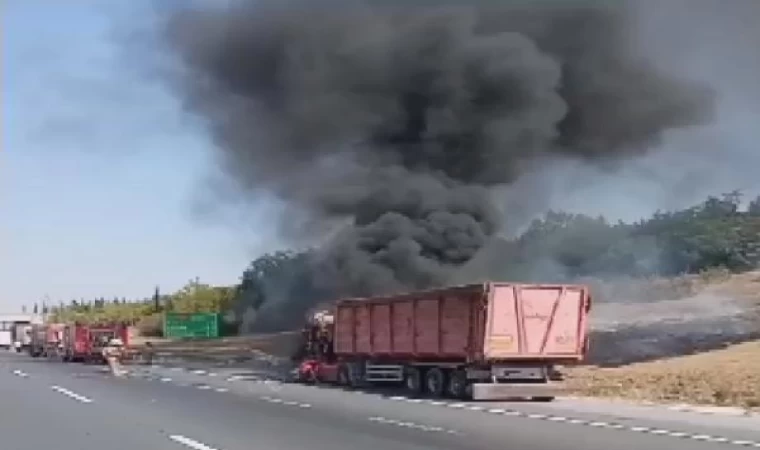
[232,191,760,331]
[42,191,760,335]
[40,279,236,336]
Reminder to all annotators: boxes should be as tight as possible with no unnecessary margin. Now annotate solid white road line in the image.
[51,386,93,403]
[169,435,220,450]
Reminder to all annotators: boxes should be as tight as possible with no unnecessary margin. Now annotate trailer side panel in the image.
[334,285,485,359]
[334,282,590,364]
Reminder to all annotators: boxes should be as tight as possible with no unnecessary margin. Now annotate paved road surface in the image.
[1,352,759,450]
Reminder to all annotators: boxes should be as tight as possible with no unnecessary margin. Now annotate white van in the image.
[0,321,13,349]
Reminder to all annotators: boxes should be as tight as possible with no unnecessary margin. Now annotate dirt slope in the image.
[571,269,760,410]
[567,340,760,410]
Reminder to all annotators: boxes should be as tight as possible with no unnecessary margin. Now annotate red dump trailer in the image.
[296,282,591,401]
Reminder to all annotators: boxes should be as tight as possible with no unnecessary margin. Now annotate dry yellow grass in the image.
[566,340,760,410]
[569,269,760,410]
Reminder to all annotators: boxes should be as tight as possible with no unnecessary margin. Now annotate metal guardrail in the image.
[121,348,155,366]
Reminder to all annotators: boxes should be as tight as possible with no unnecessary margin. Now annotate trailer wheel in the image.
[447,369,469,399]
[404,367,422,395]
[343,363,363,388]
[424,368,446,397]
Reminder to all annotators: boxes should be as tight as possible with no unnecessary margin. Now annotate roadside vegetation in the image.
[40,191,760,409]
[43,191,760,330]
[45,280,236,337]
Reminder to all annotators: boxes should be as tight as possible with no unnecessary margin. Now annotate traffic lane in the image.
[217,380,751,449]
[142,361,760,435]
[23,359,737,450]
[177,363,760,444]
[0,363,178,450]
[11,360,509,450]
[9,356,756,449]
[128,361,760,448]
[3,355,316,450]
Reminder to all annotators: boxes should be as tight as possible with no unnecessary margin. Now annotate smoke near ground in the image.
[161,0,713,306]
[589,285,760,366]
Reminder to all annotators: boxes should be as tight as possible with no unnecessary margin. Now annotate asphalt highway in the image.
[2,351,759,450]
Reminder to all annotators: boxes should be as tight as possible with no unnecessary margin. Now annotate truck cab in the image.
[294,310,338,382]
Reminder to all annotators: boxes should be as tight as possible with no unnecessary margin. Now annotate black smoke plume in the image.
[160,0,714,301]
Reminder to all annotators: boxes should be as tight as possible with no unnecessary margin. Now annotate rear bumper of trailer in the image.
[471,381,565,401]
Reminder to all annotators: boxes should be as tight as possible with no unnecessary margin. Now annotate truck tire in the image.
[404,367,422,395]
[447,369,469,399]
[424,368,446,397]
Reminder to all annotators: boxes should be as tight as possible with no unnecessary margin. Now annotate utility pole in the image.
[153,285,161,312]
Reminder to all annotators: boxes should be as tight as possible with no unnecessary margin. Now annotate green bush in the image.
[135,313,164,337]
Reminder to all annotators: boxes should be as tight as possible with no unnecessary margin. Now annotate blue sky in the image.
[1,1,273,311]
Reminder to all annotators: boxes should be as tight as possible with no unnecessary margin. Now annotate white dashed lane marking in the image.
[12,369,29,378]
[260,395,311,408]
[368,416,460,435]
[147,366,760,447]
[386,396,760,447]
[169,434,220,450]
[51,386,93,404]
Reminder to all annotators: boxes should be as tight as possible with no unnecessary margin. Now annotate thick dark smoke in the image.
[161,0,714,300]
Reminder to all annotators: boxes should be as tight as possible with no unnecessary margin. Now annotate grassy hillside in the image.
[568,269,760,410]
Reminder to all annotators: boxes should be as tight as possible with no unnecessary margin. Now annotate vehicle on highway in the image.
[88,323,129,363]
[0,314,40,351]
[60,322,129,363]
[29,323,65,358]
[12,323,32,353]
[294,282,591,401]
